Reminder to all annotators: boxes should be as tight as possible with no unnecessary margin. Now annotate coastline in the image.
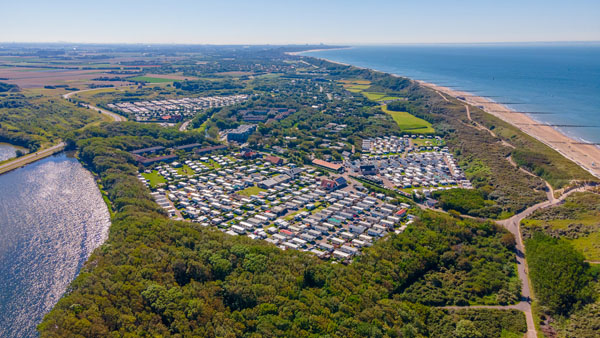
[297,51,600,179]
[0,142,65,175]
[286,46,352,56]
[418,81,600,179]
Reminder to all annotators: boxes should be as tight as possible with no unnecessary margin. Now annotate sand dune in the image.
[419,81,600,179]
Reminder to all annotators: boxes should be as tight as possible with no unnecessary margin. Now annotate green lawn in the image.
[238,185,266,197]
[207,159,221,169]
[362,92,401,101]
[142,170,166,188]
[381,105,435,134]
[128,76,179,83]
[412,138,445,147]
[177,164,195,176]
[363,92,386,100]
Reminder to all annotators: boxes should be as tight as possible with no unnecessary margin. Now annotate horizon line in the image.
[1,40,599,46]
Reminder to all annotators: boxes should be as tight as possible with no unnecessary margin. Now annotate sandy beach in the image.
[419,81,600,179]
[286,47,351,56]
[296,52,600,180]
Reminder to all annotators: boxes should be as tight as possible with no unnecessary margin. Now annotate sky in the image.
[1,0,599,44]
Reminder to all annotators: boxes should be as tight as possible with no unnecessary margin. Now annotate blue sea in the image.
[302,43,600,144]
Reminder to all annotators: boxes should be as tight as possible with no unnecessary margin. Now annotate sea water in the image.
[302,43,600,143]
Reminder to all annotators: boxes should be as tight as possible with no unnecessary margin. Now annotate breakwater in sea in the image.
[302,43,600,144]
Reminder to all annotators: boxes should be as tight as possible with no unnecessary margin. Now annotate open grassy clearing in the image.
[339,79,372,93]
[412,138,445,147]
[141,170,166,188]
[381,105,435,134]
[237,185,266,197]
[176,164,195,176]
[339,79,371,85]
[362,91,401,101]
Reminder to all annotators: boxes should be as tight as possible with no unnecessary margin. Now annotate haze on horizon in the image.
[1,0,599,45]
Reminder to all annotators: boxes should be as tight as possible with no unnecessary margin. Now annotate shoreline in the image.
[418,81,600,179]
[0,142,65,175]
[295,51,600,179]
[286,46,352,56]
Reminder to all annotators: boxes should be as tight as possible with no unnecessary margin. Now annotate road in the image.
[179,119,192,132]
[63,89,127,122]
[495,184,593,338]
[0,142,65,175]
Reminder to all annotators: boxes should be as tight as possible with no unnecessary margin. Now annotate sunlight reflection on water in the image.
[0,153,110,338]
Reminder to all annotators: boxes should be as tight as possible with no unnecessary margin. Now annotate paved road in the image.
[441,302,531,311]
[63,89,127,122]
[427,85,600,337]
[179,119,191,132]
[495,184,594,338]
[0,142,65,175]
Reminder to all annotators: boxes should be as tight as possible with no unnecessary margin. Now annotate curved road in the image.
[0,142,65,175]
[424,85,600,337]
[63,89,127,122]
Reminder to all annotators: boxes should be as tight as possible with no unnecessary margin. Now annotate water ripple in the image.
[0,154,111,338]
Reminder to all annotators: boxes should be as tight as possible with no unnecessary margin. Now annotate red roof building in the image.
[312,159,344,173]
[264,155,284,166]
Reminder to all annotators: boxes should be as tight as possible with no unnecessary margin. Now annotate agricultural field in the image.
[127,76,180,83]
[381,105,435,134]
[0,67,105,88]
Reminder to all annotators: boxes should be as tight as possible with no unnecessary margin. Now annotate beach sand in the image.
[295,53,600,180]
[419,81,600,179]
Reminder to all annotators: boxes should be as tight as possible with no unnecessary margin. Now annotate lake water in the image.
[302,43,600,143]
[0,153,111,338]
[0,143,20,162]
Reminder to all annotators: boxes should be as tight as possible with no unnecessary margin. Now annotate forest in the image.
[39,123,526,337]
[0,93,103,151]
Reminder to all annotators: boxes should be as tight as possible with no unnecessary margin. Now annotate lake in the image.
[0,143,21,162]
[0,153,111,338]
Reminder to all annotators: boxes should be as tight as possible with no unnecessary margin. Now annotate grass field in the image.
[412,138,445,147]
[142,171,166,188]
[177,164,195,176]
[128,76,179,83]
[238,185,266,197]
[381,105,435,134]
[362,92,401,101]
[206,159,221,169]
[339,79,372,93]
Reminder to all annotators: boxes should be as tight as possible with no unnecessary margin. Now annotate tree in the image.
[526,233,594,315]
[455,320,482,338]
